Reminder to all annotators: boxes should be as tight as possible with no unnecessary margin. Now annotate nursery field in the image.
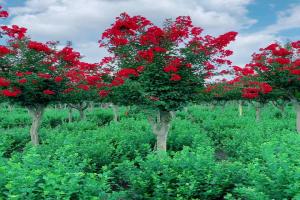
[0,103,300,199]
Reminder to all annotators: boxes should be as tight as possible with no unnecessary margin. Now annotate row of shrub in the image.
[0,104,300,199]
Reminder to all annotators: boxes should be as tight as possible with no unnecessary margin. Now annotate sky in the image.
[1,0,300,66]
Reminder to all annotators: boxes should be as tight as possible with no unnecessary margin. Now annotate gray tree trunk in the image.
[27,105,45,146]
[8,104,13,112]
[124,106,130,116]
[238,100,243,117]
[69,102,88,121]
[79,108,85,120]
[170,111,176,118]
[68,107,73,123]
[112,104,120,122]
[148,111,172,152]
[255,106,261,122]
[89,102,94,112]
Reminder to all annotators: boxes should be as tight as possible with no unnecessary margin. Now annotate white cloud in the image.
[6,0,299,68]
[228,33,280,66]
[263,5,300,34]
[6,0,255,63]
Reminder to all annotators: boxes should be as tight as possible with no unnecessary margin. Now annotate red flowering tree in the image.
[204,79,242,112]
[0,24,81,145]
[62,60,104,121]
[230,66,274,121]
[99,13,237,151]
[245,41,300,130]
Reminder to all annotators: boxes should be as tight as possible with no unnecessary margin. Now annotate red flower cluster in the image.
[54,76,63,82]
[138,49,154,62]
[18,78,27,84]
[242,82,272,99]
[248,41,300,78]
[116,68,139,78]
[28,41,52,54]
[0,6,8,18]
[1,25,27,40]
[0,77,10,87]
[77,84,90,91]
[43,89,55,95]
[58,47,80,65]
[99,90,110,97]
[99,13,237,101]
[38,73,52,79]
[0,45,11,56]
[1,88,21,97]
[164,58,183,73]
[170,74,181,81]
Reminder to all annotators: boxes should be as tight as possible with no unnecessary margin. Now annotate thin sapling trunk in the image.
[27,105,45,145]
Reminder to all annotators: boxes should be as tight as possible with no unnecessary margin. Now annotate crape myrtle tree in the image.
[202,67,238,111]
[245,41,300,131]
[204,78,243,115]
[231,66,273,122]
[99,13,237,151]
[98,56,145,122]
[62,61,102,121]
[0,26,82,145]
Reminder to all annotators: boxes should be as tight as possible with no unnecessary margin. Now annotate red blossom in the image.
[1,25,27,39]
[43,89,55,95]
[15,72,24,77]
[291,41,300,49]
[242,88,259,99]
[111,77,125,86]
[58,47,80,65]
[164,65,178,73]
[24,71,33,75]
[77,84,90,91]
[28,41,52,54]
[290,69,300,75]
[54,76,63,82]
[38,73,51,79]
[0,77,10,87]
[117,68,139,78]
[99,90,110,97]
[136,66,144,72]
[138,49,154,62]
[170,74,181,81]
[18,78,27,84]
[0,6,8,18]
[63,88,74,94]
[0,45,11,56]
[1,88,21,97]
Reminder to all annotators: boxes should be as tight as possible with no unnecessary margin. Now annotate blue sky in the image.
[1,0,300,66]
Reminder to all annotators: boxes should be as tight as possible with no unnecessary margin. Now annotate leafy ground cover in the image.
[0,103,299,199]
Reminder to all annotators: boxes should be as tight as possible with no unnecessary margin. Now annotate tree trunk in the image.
[148,111,172,152]
[170,111,176,118]
[255,106,261,122]
[8,104,13,112]
[279,105,285,117]
[124,106,130,116]
[68,107,73,123]
[112,104,119,122]
[238,100,243,117]
[295,103,300,133]
[79,108,85,120]
[27,105,45,146]
[89,102,94,112]
[183,107,188,113]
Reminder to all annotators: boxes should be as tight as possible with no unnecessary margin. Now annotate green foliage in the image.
[0,103,300,199]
